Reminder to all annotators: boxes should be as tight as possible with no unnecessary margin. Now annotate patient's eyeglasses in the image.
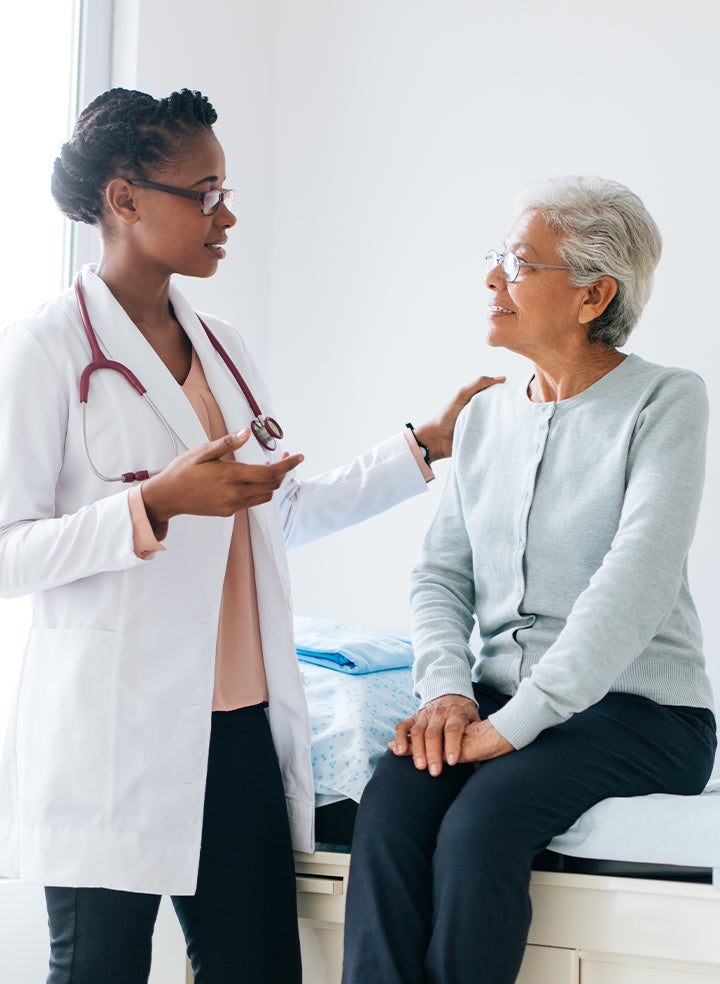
[485,249,572,283]
[127,179,236,216]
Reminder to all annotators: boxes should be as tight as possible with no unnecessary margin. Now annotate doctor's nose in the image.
[216,202,237,229]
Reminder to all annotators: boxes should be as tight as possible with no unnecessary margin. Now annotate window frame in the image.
[66,0,115,279]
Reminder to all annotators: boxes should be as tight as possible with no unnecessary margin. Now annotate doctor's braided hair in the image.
[51,87,218,225]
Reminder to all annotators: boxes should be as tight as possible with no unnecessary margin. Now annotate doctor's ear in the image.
[104,178,139,225]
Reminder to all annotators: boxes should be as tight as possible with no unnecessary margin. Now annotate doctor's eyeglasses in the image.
[485,249,572,283]
[127,179,236,216]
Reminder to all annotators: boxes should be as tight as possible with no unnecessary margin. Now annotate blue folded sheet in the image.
[294,616,414,674]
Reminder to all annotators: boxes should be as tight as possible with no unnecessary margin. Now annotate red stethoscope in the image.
[75,272,284,483]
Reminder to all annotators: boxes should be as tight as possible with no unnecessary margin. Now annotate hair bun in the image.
[51,87,219,226]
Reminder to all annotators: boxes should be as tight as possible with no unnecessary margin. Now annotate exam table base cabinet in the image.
[294,851,720,984]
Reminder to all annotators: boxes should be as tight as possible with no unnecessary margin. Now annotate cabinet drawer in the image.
[516,944,578,984]
[580,955,720,983]
[295,853,349,925]
[296,884,346,924]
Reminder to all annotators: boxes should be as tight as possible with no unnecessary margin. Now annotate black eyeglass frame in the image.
[127,179,236,216]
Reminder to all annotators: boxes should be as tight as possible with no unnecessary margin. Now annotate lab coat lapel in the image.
[79,266,208,453]
[167,286,268,468]
[167,285,287,572]
[80,266,284,565]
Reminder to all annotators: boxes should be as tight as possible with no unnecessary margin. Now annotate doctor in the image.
[0,87,500,984]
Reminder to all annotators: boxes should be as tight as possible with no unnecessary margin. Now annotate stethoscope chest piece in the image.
[74,271,285,482]
[251,416,284,451]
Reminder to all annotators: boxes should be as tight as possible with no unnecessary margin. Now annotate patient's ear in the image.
[578,276,618,325]
[104,178,139,225]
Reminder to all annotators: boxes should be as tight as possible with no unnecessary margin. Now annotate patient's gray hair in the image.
[515,176,662,347]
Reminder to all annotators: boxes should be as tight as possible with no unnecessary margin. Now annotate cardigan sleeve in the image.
[489,371,709,748]
[409,407,478,705]
[198,314,432,551]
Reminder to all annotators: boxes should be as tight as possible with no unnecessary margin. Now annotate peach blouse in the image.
[129,350,268,711]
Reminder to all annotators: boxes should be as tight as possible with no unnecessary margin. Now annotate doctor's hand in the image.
[411,375,506,464]
[389,695,480,776]
[141,429,303,536]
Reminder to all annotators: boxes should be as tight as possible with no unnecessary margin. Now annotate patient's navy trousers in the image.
[44,703,301,984]
[341,686,716,984]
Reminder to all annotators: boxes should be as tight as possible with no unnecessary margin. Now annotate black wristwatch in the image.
[405,422,431,466]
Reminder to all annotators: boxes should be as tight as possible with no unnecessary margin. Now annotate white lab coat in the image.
[0,266,427,895]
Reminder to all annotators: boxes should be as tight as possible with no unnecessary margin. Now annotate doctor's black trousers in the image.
[44,703,302,984]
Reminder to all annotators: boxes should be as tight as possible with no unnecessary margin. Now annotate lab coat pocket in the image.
[16,626,117,829]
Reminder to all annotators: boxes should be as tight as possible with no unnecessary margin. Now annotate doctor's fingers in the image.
[202,463,296,514]
[460,374,507,399]
[222,454,305,505]
[228,454,304,488]
[195,429,252,462]
[194,433,304,479]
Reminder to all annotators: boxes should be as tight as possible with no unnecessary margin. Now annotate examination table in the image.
[294,636,720,984]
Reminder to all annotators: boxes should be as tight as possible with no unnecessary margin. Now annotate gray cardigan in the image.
[411,354,714,749]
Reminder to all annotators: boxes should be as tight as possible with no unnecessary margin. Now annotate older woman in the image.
[341,176,717,984]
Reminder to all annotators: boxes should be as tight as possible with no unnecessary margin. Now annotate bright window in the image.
[0,0,84,732]
[0,1,79,323]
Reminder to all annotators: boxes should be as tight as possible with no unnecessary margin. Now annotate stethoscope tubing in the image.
[197,318,284,448]
[74,272,284,482]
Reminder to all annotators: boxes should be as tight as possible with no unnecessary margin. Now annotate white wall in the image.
[110,0,720,722]
[112,0,277,367]
[3,3,717,979]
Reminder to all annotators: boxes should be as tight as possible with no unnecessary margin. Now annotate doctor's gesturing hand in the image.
[390,694,514,775]
[140,428,304,538]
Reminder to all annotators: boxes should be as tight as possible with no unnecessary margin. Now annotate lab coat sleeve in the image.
[200,314,431,546]
[279,432,430,550]
[0,322,144,598]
